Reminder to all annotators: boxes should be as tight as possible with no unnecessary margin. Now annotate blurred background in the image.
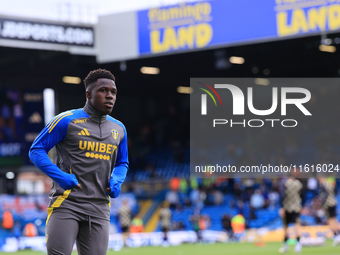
[1,0,340,252]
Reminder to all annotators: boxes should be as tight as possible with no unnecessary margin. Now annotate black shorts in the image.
[121,226,130,233]
[326,206,336,219]
[161,226,170,232]
[284,211,300,226]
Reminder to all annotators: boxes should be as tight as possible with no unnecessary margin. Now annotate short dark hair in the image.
[83,68,115,89]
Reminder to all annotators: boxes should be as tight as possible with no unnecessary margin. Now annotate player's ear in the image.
[86,90,92,99]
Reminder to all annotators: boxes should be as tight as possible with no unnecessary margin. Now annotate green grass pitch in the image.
[2,241,338,255]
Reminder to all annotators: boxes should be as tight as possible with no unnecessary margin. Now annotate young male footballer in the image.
[279,176,303,253]
[319,178,340,246]
[29,69,129,255]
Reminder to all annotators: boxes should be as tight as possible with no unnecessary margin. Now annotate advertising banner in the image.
[138,0,340,56]
[0,17,94,47]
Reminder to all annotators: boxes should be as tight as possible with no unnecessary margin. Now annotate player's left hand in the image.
[279,208,285,218]
[106,176,121,198]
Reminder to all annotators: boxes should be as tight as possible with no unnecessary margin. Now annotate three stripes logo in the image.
[197,82,222,115]
[47,111,73,133]
[78,128,90,136]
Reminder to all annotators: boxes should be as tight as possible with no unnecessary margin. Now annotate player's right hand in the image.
[58,173,79,190]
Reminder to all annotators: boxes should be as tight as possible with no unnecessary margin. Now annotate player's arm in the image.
[129,208,132,221]
[106,126,129,198]
[334,183,338,195]
[279,184,286,217]
[299,182,305,206]
[319,184,328,206]
[29,114,80,190]
[279,184,286,207]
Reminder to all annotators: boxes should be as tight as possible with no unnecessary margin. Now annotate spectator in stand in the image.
[165,190,180,210]
[23,222,37,237]
[199,215,209,231]
[260,184,270,208]
[183,197,192,208]
[216,178,229,194]
[130,217,143,233]
[307,177,318,198]
[205,190,215,206]
[231,214,246,240]
[189,178,198,189]
[269,188,280,209]
[236,200,245,216]
[310,197,325,225]
[221,214,233,238]
[213,190,224,205]
[190,214,202,243]
[197,189,207,210]
[241,188,253,203]
[250,189,264,209]
[2,210,14,232]
[170,177,180,191]
[179,179,188,194]
[13,222,21,240]
[172,221,185,230]
[190,188,200,208]
[178,178,189,204]
[233,183,242,200]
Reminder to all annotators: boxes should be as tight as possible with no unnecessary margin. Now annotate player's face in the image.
[88,78,117,115]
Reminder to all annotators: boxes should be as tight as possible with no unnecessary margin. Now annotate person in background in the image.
[190,214,202,243]
[279,176,303,253]
[118,199,132,247]
[2,210,14,232]
[250,189,264,209]
[130,217,143,233]
[13,222,21,240]
[165,189,180,210]
[159,202,172,246]
[29,69,129,255]
[221,214,234,240]
[319,178,340,246]
[231,214,245,239]
[23,222,37,237]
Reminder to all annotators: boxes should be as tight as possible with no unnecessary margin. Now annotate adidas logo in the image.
[78,128,90,136]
